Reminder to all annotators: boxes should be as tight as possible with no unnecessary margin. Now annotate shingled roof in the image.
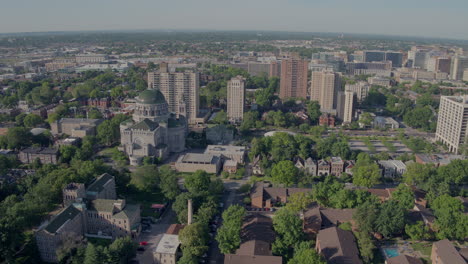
[317,227,362,264]
[44,205,81,234]
[387,255,423,264]
[432,239,466,264]
[87,173,114,193]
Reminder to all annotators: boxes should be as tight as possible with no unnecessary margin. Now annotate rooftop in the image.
[205,145,246,154]
[433,239,466,264]
[179,153,219,164]
[44,205,81,234]
[317,227,362,264]
[137,89,167,105]
[154,234,180,254]
[87,173,114,194]
[130,118,159,131]
[386,255,423,264]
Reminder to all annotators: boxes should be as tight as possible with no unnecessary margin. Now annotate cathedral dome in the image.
[137,90,167,104]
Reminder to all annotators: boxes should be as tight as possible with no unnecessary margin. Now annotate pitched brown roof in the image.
[432,239,466,264]
[251,182,264,199]
[316,227,362,264]
[240,214,275,244]
[367,188,392,200]
[236,240,272,256]
[387,255,424,264]
[320,208,356,227]
[224,254,282,264]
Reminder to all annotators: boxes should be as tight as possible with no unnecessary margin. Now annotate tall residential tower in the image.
[279,58,309,99]
[227,76,246,123]
[310,71,342,113]
[435,96,468,154]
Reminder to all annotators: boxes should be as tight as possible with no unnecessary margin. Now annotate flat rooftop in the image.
[205,145,246,154]
[179,153,218,164]
[154,234,180,254]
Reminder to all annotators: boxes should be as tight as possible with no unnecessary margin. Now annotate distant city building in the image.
[247,61,280,77]
[384,52,404,68]
[75,54,107,64]
[464,69,468,82]
[368,76,391,88]
[345,61,392,74]
[451,56,468,80]
[345,81,370,102]
[279,58,309,99]
[435,96,468,153]
[227,76,246,123]
[148,63,200,124]
[363,51,385,63]
[311,71,341,113]
[50,118,102,138]
[408,49,429,69]
[427,57,451,74]
[119,90,186,165]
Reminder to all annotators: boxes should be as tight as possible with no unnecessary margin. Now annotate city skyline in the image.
[1,0,468,40]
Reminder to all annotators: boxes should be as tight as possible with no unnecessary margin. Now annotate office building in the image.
[311,71,341,113]
[363,51,386,62]
[435,96,468,154]
[451,56,468,80]
[427,57,451,74]
[279,58,309,99]
[345,82,370,102]
[148,63,199,124]
[384,52,403,68]
[408,49,429,69]
[227,76,246,123]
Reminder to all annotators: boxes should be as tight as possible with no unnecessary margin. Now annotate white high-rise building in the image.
[148,62,199,124]
[337,90,355,124]
[344,81,370,102]
[227,76,246,123]
[435,96,468,154]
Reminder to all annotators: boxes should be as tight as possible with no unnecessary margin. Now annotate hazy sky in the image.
[1,0,468,39]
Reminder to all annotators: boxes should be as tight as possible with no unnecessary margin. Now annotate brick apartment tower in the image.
[279,58,309,99]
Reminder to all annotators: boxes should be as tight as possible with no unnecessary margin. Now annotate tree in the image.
[97,120,116,146]
[353,201,379,234]
[402,163,437,186]
[285,192,314,213]
[352,153,381,188]
[306,101,321,124]
[403,106,434,132]
[131,165,159,192]
[354,231,376,263]
[405,221,432,241]
[179,222,209,257]
[271,160,298,187]
[212,110,228,124]
[431,194,468,240]
[288,241,326,264]
[106,237,137,263]
[375,201,406,238]
[239,111,260,133]
[391,184,414,210]
[184,170,211,196]
[437,159,468,185]
[159,165,180,200]
[83,243,101,264]
[5,127,32,149]
[272,208,304,257]
[23,114,43,127]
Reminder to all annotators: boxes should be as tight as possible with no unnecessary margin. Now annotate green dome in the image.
[137,90,167,104]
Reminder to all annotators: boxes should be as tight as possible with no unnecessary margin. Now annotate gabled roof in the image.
[317,227,362,264]
[44,205,81,234]
[433,239,466,264]
[113,204,140,220]
[130,118,159,131]
[87,173,114,193]
[224,254,282,264]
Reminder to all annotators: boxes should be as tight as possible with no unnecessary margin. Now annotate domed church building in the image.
[120,90,186,165]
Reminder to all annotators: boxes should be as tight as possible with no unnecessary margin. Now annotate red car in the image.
[139,241,148,246]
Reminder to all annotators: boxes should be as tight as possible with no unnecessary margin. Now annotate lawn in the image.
[411,241,432,263]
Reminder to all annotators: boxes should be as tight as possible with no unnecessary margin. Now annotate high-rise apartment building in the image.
[279,58,309,99]
[435,96,468,154]
[148,62,199,124]
[311,71,341,113]
[227,76,246,123]
[345,81,370,102]
[336,91,355,123]
[450,56,468,80]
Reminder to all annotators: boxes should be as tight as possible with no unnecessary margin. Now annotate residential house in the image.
[317,159,330,176]
[431,239,466,264]
[378,160,407,178]
[386,255,423,264]
[224,214,282,264]
[250,182,311,208]
[303,206,356,237]
[316,227,362,264]
[330,157,344,176]
[305,158,318,176]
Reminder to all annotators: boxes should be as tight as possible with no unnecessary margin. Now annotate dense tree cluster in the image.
[216,205,246,254]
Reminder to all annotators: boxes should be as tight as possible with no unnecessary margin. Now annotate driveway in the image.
[135,208,176,264]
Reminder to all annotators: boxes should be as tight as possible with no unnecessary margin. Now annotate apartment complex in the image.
[75,54,107,64]
[148,62,199,123]
[227,76,246,123]
[279,58,309,99]
[337,90,355,123]
[435,96,468,153]
[311,71,341,113]
[345,81,370,102]
[451,56,468,80]
[35,174,140,263]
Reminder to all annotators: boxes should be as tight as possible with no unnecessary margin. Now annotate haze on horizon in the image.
[1,0,468,40]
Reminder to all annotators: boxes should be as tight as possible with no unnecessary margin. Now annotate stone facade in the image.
[120,90,186,165]
[19,147,58,164]
[50,118,102,138]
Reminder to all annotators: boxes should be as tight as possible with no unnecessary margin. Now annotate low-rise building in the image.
[414,154,465,167]
[373,116,399,130]
[250,182,311,208]
[154,234,181,264]
[19,147,58,164]
[431,239,466,264]
[174,153,221,174]
[330,157,344,176]
[50,118,102,138]
[223,160,238,173]
[319,113,335,127]
[378,160,407,178]
[204,145,246,164]
[316,227,362,264]
[317,159,330,176]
